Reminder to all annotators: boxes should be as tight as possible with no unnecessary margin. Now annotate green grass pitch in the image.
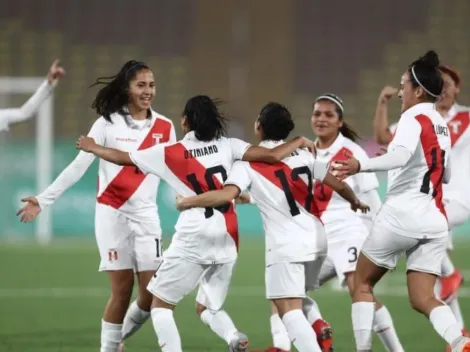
[1,238,469,351]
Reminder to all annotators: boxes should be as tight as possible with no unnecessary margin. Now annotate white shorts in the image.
[95,203,162,272]
[318,236,366,287]
[444,198,470,251]
[147,257,235,311]
[265,257,326,299]
[362,220,448,276]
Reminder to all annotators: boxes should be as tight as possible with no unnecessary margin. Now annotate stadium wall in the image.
[1,142,469,240]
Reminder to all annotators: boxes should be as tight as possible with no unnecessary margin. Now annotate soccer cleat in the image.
[312,319,334,352]
[440,270,464,302]
[229,332,249,352]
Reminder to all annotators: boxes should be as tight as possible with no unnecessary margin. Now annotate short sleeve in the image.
[390,115,422,154]
[229,138,251,161]
[225,161,252,192]
[312,160,330,181]
[129,144,166,177]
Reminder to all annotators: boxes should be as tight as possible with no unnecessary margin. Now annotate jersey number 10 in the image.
[186,165,230,219]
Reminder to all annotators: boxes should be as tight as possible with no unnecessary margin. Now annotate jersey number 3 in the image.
[275,166,313,216]
[186,166,229,219]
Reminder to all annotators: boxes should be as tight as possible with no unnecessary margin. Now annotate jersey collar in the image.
[183,131,198,141]
[403,102,436,117]
[259,140,285,148]
[315,133,345,157]
[122,107,154,130]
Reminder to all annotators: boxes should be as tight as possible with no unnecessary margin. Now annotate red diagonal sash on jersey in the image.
[249,161,321,218]
[448,111,470,146]
[415,114,447,218]
[313,147,352,217]
[97,118,172,209]
[164,143,239,249]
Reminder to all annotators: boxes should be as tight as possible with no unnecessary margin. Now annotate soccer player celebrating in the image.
[308,93,403,351]
[175,102,369,352]
[334,50,470,352]
[374,65,470,345]
[76,95,315,352]
[17,61,177,352]
[0,59,65,131]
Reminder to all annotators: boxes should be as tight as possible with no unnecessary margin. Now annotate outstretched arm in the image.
[77,136,134,166]
[241,137,314,164]
[176,185,241,211]
[322,173,369,213]
[0,59,65,131]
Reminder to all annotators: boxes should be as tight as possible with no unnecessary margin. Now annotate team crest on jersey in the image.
[108,249,118,262]
[152,133,164,145]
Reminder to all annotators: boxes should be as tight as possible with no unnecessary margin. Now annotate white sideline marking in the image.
[0,286,469,299]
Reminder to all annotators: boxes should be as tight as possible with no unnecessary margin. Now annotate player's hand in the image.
[76,136,97,152]
[175,195,190,211]
[379,86,398,104]
[350,199,370,213]
[300,137,316,155]
[47,59,66,85]
[331,151,360,178]
[16,197,41,223]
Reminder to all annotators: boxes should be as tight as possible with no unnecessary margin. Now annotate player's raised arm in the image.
[374,86,398,145]
[77,136,134,166]
[0,59,65,131]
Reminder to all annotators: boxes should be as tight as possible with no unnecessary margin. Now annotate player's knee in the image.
[408,293,434,313]
[195,302,207,316]
[352,281,372,300]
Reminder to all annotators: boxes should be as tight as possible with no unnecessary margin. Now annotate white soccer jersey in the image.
[0,80,54,131]
[36,109,176,223]
[223,140,329,266]
[314,133,379,242]
[129,131,251,264]
[383,102,451,238]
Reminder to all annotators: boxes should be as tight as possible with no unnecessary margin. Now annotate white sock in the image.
[441,254,455,277]
[282,309,322,352]
[101,320,122,352]
[351,302,375,351]
[373,306,404,352]
[302,296,323,325]
[200,309,238,345]
[151,308,182,352]
[448,297,465,330]
[121,301,150,341]
[429,305,463,345]
[270,314,291,351]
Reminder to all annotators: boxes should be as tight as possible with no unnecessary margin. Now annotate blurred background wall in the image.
[0,0,469,239]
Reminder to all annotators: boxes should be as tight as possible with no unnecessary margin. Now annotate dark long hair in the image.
[315,93,360,142]
[408,50,443,102]
[90,60,150,122]
[183,95,227,141]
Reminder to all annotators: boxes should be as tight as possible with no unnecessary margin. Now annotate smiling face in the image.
[127,68,155,112]
[438,72,460,110]
[311,100,342,140]
[398,71,428,112]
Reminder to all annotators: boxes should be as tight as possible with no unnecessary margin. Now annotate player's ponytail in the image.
[183,95,227,142]
[90,60,150,122]
[408,50,443,102]
[315,93,360,142]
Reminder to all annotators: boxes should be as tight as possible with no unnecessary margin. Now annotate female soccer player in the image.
[373,65,470,344]
[0,59,65,131]
[334,51,470,352]
[174,102,370,352]
[76,95,315,352]
[17,60,177,352]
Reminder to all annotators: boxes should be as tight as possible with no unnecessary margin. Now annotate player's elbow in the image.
[266,152,282,164]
